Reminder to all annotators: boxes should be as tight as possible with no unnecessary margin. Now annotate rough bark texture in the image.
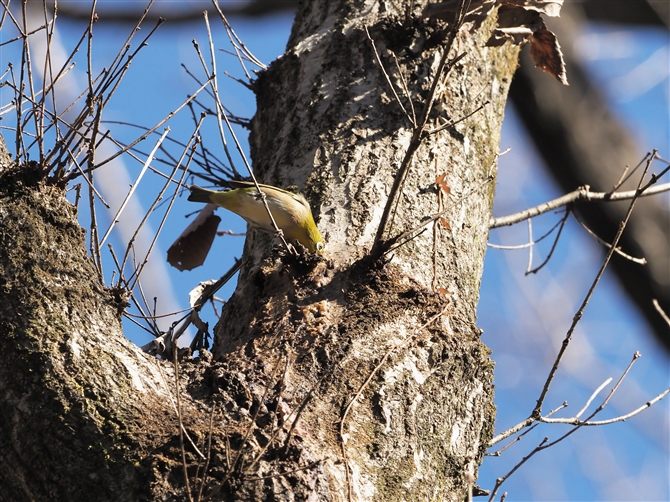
[0,1,519,500]
[0,164,187,501]
[209,1,519,500]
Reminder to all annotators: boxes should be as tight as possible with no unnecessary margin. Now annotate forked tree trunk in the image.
[0,1,519,500]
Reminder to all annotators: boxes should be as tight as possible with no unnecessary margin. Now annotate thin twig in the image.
[66,78,211,180]
[196,403,217,502]
[101,127,170,248]
[575,378,612,419]
[524,218,533,274]
[525,208,569,275]
[365,26,415,127]
[391,51,416,124]
[383,175,493,256]
[612,152,649,191]
[488,401,566,454]
[487,212,567,250]
[425,100,489,135]
[200,13,241,178]
[533,153,656,416]
[572,211,646,264]
[205,358,284,501]
[372,0,470,254]
[487,438,548,502]
[192,34,293,254]
[486,423,539,457]
[210,0,266,70]
[127,117,205,291]
[489,417,535,448]
[652,299,670,327]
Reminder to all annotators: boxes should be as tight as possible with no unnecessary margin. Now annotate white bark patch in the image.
[293,16,337,55]
[449,379,485,455]
[349,461,377,500]
[403,447,426,488]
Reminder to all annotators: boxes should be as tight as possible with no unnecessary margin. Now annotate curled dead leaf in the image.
[167,204,221,271]
[485,4,568,85]
[530,26,569,85]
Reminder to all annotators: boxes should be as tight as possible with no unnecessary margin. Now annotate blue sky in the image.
[1,5,667,500]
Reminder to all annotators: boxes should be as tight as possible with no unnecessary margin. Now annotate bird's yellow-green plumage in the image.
[188,181,324,253]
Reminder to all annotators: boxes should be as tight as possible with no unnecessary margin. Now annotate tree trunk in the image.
[210,1,518,500]
[0,1,519,500]
[0,165,177,501]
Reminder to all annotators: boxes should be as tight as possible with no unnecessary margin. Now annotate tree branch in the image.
[490,181,670,229]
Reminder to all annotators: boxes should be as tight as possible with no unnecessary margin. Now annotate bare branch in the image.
[489,417,535,447]
[487,438,548,502]
[490,181,670,228]
[533,153,655,415]
[487,211,567,250]
[525,207,569,275]
[572,211,646,264]
[575,378,612,419]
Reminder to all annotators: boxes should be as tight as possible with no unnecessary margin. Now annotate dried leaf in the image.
[437,287,453,296]
[486,6,542,47]
[485,4,568,85]
[435,173,451,194]
[167,204,221,271]
[530,26,569,85]
[440,217,452,230]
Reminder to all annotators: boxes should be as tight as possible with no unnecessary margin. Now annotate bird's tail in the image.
[187,185,216,203]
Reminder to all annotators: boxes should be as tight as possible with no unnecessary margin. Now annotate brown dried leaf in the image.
[530,26,569,85]
[440,217,452,230]
[485,3,568,85]
[167,204,221,271]
[486,6,542,47]
[435,173,451,194]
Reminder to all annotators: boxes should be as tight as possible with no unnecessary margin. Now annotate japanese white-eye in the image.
[188,181,325,254]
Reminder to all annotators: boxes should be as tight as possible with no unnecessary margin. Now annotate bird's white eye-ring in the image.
[316,242,325,253]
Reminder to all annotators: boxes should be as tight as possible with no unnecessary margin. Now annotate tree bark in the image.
[0,164,179,501]
[210,1,518,500]
[0,0,519,500]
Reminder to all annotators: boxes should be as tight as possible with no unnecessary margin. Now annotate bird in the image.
[187,180,325,254]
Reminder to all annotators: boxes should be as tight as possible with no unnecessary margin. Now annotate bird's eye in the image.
[316,242,325,252]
